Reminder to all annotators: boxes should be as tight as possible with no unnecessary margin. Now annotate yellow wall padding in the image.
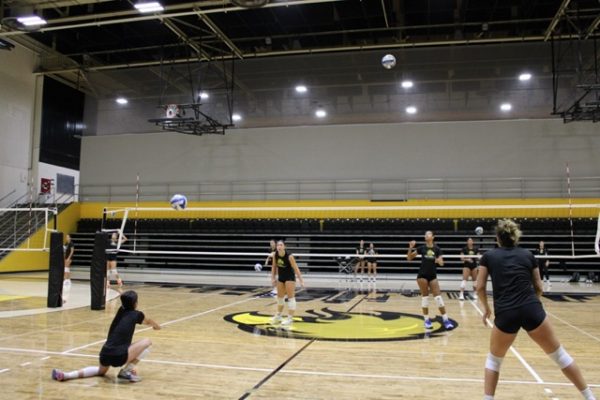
[80,198,600,220]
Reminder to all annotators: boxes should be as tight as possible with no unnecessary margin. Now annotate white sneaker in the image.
[271,314,282,324]
[281,317,293,326]
[472,293,478,300]
[458,292,465,300]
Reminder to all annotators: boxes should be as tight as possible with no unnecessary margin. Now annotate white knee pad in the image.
[434,295,445,308]
[277,297,285,306]
[485,353,504,372]
[460,280,466,290]
[64,267,70,273]
[287,298,297,310]
[421,296,429,308]
[549,346,574,369]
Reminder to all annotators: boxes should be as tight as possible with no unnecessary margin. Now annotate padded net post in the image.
[90,231,108,310]
[47,231,64,308]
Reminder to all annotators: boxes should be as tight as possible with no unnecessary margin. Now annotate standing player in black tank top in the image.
[63,234,75,285]
[271,240,305,327]
[355,240,366,283]
[264,239,277,295]
[407,231,454,330]
[476,219,595,400]
[459,238,479,300]
[107,232,127,289]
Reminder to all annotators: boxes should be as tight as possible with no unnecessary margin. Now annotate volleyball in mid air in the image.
[475,226,484,236]
[254,263,263,272]
[170,194,187,210]
[381,54,396,69]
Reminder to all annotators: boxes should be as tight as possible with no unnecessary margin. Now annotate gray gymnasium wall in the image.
[0,45,38,204]
[80,118,600,189]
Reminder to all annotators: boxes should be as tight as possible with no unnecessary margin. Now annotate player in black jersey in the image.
[459,238,480,300]
[63,234,75,285]
[407,231,454,330]
[534,241,550,286]
[52,290,161,383]
[271,240,305,327]
[355,240,366,283]
[476,219,595,400]
[264,239,278,295]
[107,232,127,289]
[366,242,378,283]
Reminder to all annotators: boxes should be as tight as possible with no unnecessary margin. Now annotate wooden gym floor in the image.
[0,273,599,399]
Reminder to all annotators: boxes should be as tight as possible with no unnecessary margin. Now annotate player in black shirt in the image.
[407,231,454,330]
[476,219,595,400]
[52,290,161,383]
[355,240,366,283]
[264,239,278,295]
[63,234,75,285]
[366,242,378,283]
[107,232,127,289]
[534,240,550,285]
[459,238,479,300]
[271,240,305,327]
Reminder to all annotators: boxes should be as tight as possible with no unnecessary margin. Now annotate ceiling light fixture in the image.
[295,85,308,93]
[17,16,47,26]
[500,103,512,111]
[405,106,417,114]
[401,80,414,89]
[518,72,532,81]
[134,2,164,13]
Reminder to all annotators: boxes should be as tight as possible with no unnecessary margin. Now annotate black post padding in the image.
[91,231,108,310]
[47,232,64,308]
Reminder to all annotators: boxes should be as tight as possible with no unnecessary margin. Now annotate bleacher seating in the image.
[70,217,600,276]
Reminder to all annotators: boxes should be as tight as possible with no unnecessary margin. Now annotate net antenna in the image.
[148,47,234,135]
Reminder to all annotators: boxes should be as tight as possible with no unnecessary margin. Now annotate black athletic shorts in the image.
[494,301,546,334]
[463,263,477,270]
[417,273,437,282]
[367,258,377,264]
[277,269,295,283]
[99,352,128,367]
[106,253,117,262]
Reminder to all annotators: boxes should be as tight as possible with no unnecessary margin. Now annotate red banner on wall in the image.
[40,178,52,194]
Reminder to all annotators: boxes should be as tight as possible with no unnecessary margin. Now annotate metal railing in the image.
[78,176,600,203]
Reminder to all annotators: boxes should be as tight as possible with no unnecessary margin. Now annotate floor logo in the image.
[224,308,457,341]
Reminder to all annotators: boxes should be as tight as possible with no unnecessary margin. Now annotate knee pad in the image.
[434,295,445,308]
[108,268,118,278]
[549,346,574,369]
[460,280,466,290]
[421,296,429,308]
[277,297,285,306]
[287,298,297,310]
[64,267,70,273]
[485,353,504,372]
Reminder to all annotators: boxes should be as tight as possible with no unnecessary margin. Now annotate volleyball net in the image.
[97,203,600,275]
[0,207,58,253]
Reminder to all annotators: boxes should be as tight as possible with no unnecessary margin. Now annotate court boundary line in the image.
[1,346,598,388]
[546,310,600,343]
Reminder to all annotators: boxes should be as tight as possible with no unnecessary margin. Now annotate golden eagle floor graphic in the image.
[224,308,458,341]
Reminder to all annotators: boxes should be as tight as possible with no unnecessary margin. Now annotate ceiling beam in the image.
[195,10,244,59]
[3,0,114,10]
[544,0,571,41]
[380,0,389,29]
[36,33,596,75]
[0,0,344,37]
[162,18,211,60]
[584,15,600,40]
